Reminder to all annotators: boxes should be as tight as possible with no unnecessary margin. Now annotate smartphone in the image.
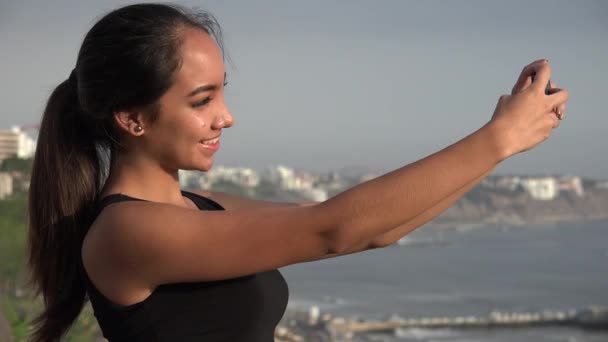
[531,73,552,95]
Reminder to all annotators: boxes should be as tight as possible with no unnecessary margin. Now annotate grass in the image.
[0,193,102,341]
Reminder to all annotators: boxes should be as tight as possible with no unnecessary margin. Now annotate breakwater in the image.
[329,306,608,334]
[278,306,608,341]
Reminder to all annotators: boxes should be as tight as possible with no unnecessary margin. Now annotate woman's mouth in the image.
[199,137,220,151]
[201,137,219,145]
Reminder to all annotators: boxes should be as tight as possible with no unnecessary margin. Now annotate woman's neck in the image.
[100,152,189,208]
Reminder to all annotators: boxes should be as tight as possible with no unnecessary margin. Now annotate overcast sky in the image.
[1,0,607,178]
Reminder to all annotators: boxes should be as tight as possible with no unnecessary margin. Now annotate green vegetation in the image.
[0,193,28,289]
[0,194,102,341]
[0,157,33,175]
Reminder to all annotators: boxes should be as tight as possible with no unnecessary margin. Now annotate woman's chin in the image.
[198,158,214,171]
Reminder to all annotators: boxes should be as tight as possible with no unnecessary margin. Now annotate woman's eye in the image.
[192,97,211,108]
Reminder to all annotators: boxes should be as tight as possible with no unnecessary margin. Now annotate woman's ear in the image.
[113,109,146,136]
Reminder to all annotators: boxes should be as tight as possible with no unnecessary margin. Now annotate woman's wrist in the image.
[481,119,515,163]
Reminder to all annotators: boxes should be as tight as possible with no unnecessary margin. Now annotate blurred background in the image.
[1,1,607,341]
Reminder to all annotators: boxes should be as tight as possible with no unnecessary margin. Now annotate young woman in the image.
[27,3,568,342]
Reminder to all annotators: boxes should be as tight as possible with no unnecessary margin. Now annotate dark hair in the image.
[27,3,224,341]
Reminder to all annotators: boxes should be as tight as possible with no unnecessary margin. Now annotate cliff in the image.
[434,187,608,225]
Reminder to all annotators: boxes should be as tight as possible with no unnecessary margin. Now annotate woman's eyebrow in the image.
[186,72,227,97]
[186,84,217,97]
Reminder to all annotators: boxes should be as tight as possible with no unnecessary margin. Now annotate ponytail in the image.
[26,3,227,340]
[27,73,101,342]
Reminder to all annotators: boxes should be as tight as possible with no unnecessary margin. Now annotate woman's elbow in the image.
[324,225,390,254]
[321,228,351,255]
[311,202,381,255]
[368,235,395,249]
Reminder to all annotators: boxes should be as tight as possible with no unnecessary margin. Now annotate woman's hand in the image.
[489,59,569,158]
[511,59,567,119]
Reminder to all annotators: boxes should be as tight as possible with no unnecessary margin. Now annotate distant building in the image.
[178,170,203,189]
[0,126,36,160]
[180,166,260,190]
[297,187,328,202]
[264,165,297,189]
[520,177,558,200]
[0,172,13,199]
[264,165,328,201]
[481,175,522,191]
[557,176,585,197]
[315,171,349,196]
[211,166,259,188]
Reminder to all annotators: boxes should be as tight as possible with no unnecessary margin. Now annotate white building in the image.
[180,166,260,190]
[264,165,296,189]
[557,176,585,197]
[520,177,558,200]
[482,176,522,191]
[264,165,312,189]
[297,187,328,202]
[0,172,13,199]
[178,169,203,189]
[264,165,328,201]
[0,126,36,160]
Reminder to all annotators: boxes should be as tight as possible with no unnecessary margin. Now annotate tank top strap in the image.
[96,193,144,210]
[95,190,224,212]
[181,190,225,211]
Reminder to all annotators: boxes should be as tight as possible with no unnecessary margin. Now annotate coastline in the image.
[424,215,608,232]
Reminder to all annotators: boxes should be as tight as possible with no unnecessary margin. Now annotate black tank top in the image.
[81,190,290,342]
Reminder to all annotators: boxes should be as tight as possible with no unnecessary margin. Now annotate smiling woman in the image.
[27,2,569,342]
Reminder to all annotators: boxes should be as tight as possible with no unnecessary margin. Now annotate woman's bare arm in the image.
[84,61,567,293]
[190,165,494,253]
[368,166,495,248]
[318,122,504,253]
[88,123,504,291]
[307,165,495,261]
[319,61,567,253]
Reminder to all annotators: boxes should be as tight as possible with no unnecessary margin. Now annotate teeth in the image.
[201,137,219,145]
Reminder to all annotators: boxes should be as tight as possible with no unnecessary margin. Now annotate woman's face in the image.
[143,28,233,172]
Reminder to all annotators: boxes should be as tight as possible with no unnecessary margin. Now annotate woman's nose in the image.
[211,111,234,129]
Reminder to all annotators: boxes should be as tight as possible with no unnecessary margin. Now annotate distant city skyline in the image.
[1,0,607,178]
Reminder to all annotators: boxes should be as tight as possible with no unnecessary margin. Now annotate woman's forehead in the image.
[175,29,225,89]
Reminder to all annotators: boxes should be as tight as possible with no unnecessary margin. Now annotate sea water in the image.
[281,219,608,341]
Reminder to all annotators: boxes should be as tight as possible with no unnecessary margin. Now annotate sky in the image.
[1,0,607,178]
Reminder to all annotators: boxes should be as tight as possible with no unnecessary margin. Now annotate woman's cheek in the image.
[197,117,206,127]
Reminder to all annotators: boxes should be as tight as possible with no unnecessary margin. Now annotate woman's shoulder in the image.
[81,187,331,299]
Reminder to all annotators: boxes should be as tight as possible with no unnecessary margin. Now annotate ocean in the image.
[280,219,608,341]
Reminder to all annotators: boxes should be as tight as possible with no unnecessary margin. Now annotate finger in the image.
[530,74,551,95]
[512,77,533,95]
[551,107,564,121]
[560,103,566,117]
[553,117,561,129]
[512,59,548,94]
[549,111,560,129]
[548,88,569,110]
[531,63,552,93]
[546,86,567,119]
